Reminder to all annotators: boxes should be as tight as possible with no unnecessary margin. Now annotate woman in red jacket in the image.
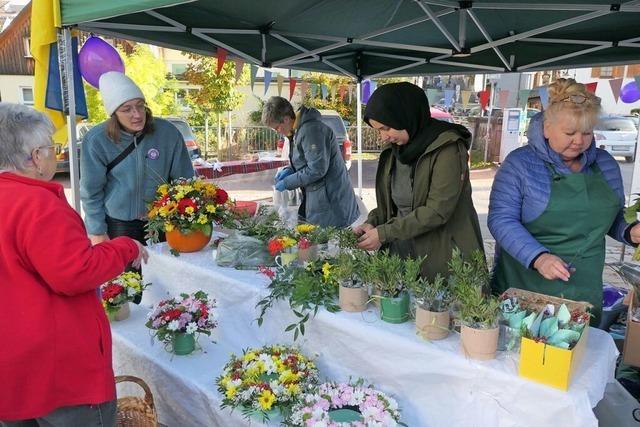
[0,103,147,426]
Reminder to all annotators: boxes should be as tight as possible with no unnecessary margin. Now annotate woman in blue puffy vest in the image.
[489,78,640,325]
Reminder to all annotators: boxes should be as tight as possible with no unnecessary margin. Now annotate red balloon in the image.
[78,36,125,88]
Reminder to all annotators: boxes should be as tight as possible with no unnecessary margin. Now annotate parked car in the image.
[55,118,201,174]
[317,109,352,170]
[164,117,201,159]
[430,107,454,123]
[594,116,638,162]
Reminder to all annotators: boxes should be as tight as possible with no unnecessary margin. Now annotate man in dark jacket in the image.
[262,96,359,228]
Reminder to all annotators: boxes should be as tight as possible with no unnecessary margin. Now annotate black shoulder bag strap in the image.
[106,134,145,174]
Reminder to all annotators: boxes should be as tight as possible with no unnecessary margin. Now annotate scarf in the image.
[364,82,467,164]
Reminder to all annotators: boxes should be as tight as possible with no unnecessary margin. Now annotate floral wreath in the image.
[287,380,403,426]
[216,345,319,419]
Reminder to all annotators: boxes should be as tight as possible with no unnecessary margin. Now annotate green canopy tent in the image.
[54,0,640,210]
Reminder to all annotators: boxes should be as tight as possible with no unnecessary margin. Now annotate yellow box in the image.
[501,288,592,391]
[518,326,589,391]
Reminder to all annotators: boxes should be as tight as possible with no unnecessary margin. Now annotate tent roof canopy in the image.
[60,0,640,78]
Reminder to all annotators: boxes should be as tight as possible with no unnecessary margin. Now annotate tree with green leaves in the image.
[84,45,181,124]
[182,54,249,127]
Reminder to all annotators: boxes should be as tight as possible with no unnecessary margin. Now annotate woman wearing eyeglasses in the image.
[0,103,147,425]
[489,78,640,325]
[80,72,194,247]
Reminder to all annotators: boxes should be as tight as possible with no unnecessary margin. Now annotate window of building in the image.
[171,63,188,78]
[20,87,34,106]
[599,66,614,78]
[23,37,32,58]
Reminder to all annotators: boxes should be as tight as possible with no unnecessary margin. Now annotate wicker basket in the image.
[115,375,158,427]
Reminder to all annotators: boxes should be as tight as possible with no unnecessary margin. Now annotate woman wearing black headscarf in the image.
[354,82,484,280]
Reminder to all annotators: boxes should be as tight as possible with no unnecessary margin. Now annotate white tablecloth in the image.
[111,243,619,427]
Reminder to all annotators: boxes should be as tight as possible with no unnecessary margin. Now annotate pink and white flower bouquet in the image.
[145,290,218,345]
[287,380,403,426]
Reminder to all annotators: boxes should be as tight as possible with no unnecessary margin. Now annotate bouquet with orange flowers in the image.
[146,177,231,243]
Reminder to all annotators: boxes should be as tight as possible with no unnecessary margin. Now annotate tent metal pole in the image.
[365,60,425,79]
[522,37,611,45]
[273,41,348,67]
[61,28,81,212]
[415,2,460,51]
[518,44,611,70]
[466,10,511,71]
[356,82,363,198]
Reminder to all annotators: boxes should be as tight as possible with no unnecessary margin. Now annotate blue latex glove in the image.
[274,180,287,192]
[274,167,293,183]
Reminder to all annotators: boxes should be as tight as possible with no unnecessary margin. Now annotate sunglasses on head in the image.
[556,94,601,105]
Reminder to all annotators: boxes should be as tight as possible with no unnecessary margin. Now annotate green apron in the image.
[493,162,620,326]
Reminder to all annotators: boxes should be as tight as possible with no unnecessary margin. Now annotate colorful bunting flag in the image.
[426,88,439,107]
[478,90,490,110]
[300,81,308,99]
[444,89,455,108]
[250,65,258,92]
[330,83,337,100]
[289,78,297,100]
[215,48,227,75]
[339,85,346,102]
[263,70,272,96]
[277,75,284,96]
[321,84,328,100]
[635,76,640,91]
[460,90,472,108]
[310,84,318,99]
[234,59,244,81]
[585,82,598,94]
[609,78,624,103]
[517,89,531,109]
[538,86,549,109]
[498,90,510,109]
[362,80,372,104]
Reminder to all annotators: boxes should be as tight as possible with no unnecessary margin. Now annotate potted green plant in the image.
[457,285,500,360]
[407,273,452,340]
[332,251,368,312]
[448,248,499,359]
[366,251,410,323]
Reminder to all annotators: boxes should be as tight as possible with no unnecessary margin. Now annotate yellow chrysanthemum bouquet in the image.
[216,345,319,421]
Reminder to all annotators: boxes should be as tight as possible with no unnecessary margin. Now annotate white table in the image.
[111,243,619,427]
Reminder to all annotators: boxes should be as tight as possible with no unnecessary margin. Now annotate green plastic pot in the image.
[172,332,196,355]
[379,291,410,323]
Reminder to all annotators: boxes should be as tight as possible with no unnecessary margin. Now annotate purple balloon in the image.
[620,81,640,104]
[78,36,125,88]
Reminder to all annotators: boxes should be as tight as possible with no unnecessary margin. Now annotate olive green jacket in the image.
[367,130,484,280]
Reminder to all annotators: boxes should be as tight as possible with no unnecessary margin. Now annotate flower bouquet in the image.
[287,380,403,426]
[101,272,150,321]
[257,259,340,340]
[146,290,218,355]
[146,177,230,253]
[216,345,319,421]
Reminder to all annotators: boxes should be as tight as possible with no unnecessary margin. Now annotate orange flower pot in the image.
[166,229,212,253]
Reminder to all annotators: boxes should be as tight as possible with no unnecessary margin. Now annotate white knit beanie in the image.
[98,71,145,116]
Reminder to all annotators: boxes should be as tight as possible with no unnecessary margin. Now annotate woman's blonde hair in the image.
[543,78,601,132]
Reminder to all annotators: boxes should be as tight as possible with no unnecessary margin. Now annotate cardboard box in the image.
[623,289,640,368]
[501,288,591,391]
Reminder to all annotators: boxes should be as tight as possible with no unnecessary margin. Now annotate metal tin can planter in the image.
[415,306,449,340]
[172,332,196,355]
[166,228,212,253]
[108,302,130,321]
[339,283,368,312]
[460,325,499,360]
[275,249,298,267]
[379,291,410,323]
